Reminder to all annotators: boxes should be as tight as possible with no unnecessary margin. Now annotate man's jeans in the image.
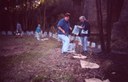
[81,36,88,51]
[58,34,70,53]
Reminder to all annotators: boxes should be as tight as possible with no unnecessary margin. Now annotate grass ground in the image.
[0,35,128,82]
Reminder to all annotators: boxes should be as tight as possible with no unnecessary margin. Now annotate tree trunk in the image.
[106,0,113,53]
[43,0,47,32]
[96,0,106,52]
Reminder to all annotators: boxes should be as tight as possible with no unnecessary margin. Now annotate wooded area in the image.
[0,0,127,53]
[0,1,128,82]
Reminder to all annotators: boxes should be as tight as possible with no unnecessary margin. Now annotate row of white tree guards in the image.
[0,31,101,49]
[1,31,13,35]
[0,31,54,36]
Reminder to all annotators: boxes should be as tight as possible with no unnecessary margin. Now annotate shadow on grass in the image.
[97,53,128,82]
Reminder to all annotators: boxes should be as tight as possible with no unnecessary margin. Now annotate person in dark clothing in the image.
[78,16,90,55]
[16,22,23,37]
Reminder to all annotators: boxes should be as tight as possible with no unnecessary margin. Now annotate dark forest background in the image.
[0,0,123,31]
[0,0,128,53]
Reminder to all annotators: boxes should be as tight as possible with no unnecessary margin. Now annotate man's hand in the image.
[70,27,72,31]
[62,30,66,34]
[78,26,83,29]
